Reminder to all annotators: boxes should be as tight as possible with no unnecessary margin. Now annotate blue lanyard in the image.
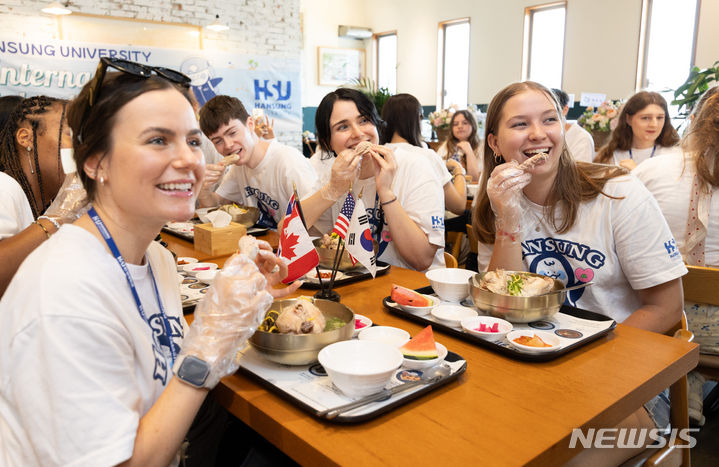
[88,207,176,367]
[628,145,656,160]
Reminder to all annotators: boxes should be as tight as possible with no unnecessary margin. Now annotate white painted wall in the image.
[301,0,719,107]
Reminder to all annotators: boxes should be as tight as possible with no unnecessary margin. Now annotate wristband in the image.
[38,215,61,230]
[34,220,51,239]
[496,229,520,243]
[380,196,398,207]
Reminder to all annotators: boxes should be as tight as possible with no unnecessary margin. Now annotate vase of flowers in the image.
[428,105,457,141]
[577,100,621,149]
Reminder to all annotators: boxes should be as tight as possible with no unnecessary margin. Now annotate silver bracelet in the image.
[38,216,61,230]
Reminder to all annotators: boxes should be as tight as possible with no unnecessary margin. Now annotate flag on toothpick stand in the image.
[345,196,377,277]
[331,193,355,239]
[277,193,319,283]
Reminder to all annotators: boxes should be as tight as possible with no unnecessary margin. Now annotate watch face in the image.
[178,355,210,387]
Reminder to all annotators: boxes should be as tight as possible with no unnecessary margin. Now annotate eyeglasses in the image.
[79,57,192,138]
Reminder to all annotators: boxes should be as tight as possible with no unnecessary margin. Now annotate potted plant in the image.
[351,77,392,115]
[577,100,622,149]
[428,105,458,142]
[672,60,719,117]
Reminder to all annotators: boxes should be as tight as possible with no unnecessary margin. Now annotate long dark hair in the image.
[67,72,195,201]
[380,93,423,147]
[0,96,66,218]
[443,109,481,160]
[473,81,626,244]
[682,91,719,191]
[595,91,679,163]
[315,88,384,158]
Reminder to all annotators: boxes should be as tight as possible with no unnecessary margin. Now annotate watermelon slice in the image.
[400,326,439,360]
[391,284,432,307]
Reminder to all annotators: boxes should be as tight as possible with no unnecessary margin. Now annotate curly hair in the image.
[0,96,65,218]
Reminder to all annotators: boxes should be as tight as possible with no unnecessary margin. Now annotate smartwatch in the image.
[174,355,211,388]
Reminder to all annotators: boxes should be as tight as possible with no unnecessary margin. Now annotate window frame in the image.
[521,1,567,87]
[374,30,398,94]
[635,0,701,91]
[436,17,471,109]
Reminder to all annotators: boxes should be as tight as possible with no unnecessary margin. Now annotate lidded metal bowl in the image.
[249,298,355,365]
[468,271,566,323]
[314,238,361,271]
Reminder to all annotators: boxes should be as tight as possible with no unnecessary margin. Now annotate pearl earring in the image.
[99,176,104,185]
[27,147,34,174]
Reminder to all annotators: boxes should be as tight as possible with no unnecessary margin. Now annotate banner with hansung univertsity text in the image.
[0,37,301,130]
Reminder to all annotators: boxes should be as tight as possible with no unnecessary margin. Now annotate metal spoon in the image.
[317,364,452,419]
[542,282,594,295]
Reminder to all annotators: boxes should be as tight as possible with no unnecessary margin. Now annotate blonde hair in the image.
[682,91,719,191]
[473,81,627,244]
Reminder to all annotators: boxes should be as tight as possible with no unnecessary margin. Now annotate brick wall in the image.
[0,0,302,146]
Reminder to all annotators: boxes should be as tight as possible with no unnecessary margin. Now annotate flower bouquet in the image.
[428,105,458,140]
[577,100,621,148]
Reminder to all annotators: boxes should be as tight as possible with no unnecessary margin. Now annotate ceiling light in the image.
[207,14,229,32]
[41,1,72,15]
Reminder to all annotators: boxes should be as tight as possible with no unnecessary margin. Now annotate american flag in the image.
[331,193,356,239]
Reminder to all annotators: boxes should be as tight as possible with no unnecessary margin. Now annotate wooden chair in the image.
[682,265,719,381]
[446,231,463,264]
[466,224,478,255]
[443,251,458,268]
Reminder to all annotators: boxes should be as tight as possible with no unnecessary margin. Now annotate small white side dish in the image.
[402,342,448,370]
[460,316,513,342]
[506,330,561,353]
[196,269,219,285]
[176,257,198,271]
[182,262,219,277]
[425,268,476,302]
[318,340,403,397]
[431,304,478,328]
[358,326,410,347]
[396,294,437,316]
[352,314,373,337]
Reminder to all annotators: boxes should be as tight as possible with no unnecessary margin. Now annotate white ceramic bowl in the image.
[397,294,437,316]
[182,262,218,277]
[431,304,478,328]
[425,268,476,302]
[402,342,448,370]
[352,314,373,337]
[358,326,410,347]
[460,316,513,342]
[318,340,403,397]
[196,269,219,285]
[506,330,561,354]
[176,257,198,271]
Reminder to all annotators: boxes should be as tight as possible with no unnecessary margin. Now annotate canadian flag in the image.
[277,193,319,283]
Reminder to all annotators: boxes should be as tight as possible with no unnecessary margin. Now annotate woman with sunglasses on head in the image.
[594,91,680,170]
[473,81,686,466]
[301,88,446,271]
[0,58,298,466]
[436,109,483,182]
[0,96,87,296]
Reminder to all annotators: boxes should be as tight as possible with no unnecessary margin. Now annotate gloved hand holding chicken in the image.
[486,162,532,239]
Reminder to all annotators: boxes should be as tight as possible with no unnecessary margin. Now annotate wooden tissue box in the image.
[193,222,247,256]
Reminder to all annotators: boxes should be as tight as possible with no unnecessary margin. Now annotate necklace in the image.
[628,144,656,160]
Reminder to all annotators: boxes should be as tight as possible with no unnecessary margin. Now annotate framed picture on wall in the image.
[317,47,365,86]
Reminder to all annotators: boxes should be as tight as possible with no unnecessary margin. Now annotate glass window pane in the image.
[377,34,397,94]
[643,0,698,118]
[528,6,565,89]
[442,21,470,108]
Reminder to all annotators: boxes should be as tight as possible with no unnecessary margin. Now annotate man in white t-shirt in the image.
[552,88,595,162]
[197,96,317,229]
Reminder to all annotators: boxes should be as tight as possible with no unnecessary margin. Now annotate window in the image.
[522,2,566,89]
[437,18,470,109]
[637,0,699,116]
[375,31,397,94]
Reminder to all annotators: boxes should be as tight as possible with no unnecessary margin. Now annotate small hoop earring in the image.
[494,152,504,164]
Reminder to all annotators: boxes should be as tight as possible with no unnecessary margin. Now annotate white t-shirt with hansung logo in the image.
[385,142,452,187]
[308,148,446,271]
[564,123,595,163]
[0,172,33,239]
[0,225,186,467]
[215,140,317,229]
[477,174,687,323]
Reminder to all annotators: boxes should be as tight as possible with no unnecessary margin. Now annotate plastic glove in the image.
[201,163,225,191]
[486,162,531,237]
[42,172,89,223]
[319,147,362,201]
[177,251,273,388]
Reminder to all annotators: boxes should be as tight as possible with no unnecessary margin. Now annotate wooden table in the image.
[167,234,698,466]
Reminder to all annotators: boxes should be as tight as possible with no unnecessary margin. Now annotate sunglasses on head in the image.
[79,57,192,137]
